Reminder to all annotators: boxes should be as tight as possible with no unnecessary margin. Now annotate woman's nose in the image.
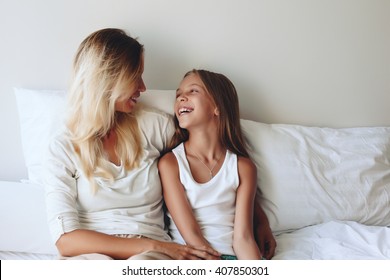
[138,78,146,92]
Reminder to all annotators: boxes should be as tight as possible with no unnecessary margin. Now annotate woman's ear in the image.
[214,107,220,116]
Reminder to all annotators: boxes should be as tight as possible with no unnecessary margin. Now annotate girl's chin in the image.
[178,121,189,129]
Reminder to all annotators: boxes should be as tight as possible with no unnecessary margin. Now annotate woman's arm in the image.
[56,229,156,259]
[158,152,220,258]
[56,229,217,260]
[233,157,262,260]
[45,139,218,260]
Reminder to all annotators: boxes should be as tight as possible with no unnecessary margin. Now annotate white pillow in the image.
[139,89,176,115]
[14,88,67,186]
[241,120,390,234]
[0,181,58,255]
[14,88,176,186]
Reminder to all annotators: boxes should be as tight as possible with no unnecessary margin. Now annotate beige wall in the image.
[1,0,390,180]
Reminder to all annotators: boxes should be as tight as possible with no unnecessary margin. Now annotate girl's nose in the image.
[177,93,188,102]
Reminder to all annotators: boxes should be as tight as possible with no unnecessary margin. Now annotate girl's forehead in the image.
[180,73,203,87]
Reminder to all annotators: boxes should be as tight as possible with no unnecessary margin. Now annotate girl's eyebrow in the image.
[176,83,204,94]
[189,83,202,88]
[175,88,182,98]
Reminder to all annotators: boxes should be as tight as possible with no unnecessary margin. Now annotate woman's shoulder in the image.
[44,128,78,171]
[136,106,175,141]
[47,128,76,158]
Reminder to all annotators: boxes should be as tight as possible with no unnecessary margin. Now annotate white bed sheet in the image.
[273,220,390,260]
[2,180,389,260]
[0,251,56,260]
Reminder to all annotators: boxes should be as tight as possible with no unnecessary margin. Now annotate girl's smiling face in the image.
[175,73,219,129]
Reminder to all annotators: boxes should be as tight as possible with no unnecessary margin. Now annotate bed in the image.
[0,88,389,260]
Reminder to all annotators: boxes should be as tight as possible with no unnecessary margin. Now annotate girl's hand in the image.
[253,200,277,259]
[254,222,276,260]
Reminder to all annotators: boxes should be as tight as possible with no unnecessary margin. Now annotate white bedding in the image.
[1,180,389,260]
[0,251,55,260]
[274,220,390,260]
[0,180,58,260]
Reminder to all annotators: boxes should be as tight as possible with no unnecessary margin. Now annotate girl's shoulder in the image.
[236,156,257,172]
[158,150,176,164]
[157,151,179,172]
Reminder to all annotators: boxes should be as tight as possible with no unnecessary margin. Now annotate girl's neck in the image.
[184,137,226,182]
[184,123,224,161]
[185,136,224,161]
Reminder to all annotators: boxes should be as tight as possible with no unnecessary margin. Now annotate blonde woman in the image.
[44,28,220,260]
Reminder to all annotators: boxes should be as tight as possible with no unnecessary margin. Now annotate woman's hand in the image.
[156,241,221,260]
[191,244,221,260]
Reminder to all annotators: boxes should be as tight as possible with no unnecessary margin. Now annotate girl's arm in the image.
[233,157,262,260]
[158,152,220,258]
[253,199,276,259]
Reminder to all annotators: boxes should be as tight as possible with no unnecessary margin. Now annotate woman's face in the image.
[175,73,218,130]
[115,77,146,113]
[115,76,146,113]
[114,54,146,113]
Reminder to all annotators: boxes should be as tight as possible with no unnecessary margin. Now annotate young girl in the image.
[158,69,262,259]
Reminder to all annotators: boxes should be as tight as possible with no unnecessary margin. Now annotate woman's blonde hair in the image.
[169,69,249,157]
[66,28,144,192]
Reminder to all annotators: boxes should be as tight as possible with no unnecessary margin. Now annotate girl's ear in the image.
[214,107,220,116]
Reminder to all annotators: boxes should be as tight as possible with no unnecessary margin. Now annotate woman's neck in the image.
[102,128,120,166]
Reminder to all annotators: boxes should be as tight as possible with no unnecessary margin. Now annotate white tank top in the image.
[168,143,239,255]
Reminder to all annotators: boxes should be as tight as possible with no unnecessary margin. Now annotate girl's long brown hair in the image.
[169,69,249,158]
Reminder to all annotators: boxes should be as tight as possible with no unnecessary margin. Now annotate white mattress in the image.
[273,220,390,259]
